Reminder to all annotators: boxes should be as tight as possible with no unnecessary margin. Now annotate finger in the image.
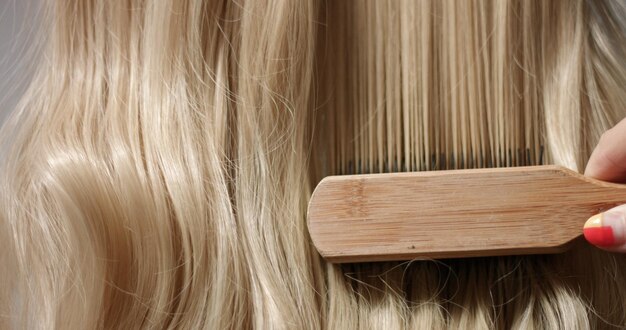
[584,117,626,183]
[583,204,626,253]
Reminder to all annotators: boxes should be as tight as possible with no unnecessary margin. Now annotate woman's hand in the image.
[584,118,626,252]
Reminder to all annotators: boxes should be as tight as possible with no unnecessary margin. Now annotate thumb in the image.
[584,204,626,252]
[584,117,626,182]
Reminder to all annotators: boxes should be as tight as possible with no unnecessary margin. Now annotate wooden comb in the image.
[307,165,626,263]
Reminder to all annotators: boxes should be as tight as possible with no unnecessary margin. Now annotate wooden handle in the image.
[307,165,626,263]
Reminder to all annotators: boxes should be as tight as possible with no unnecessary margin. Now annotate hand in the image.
[584,118,626,252]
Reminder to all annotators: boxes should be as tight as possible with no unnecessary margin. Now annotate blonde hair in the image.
[1,0,626,328]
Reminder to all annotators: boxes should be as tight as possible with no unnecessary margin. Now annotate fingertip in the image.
[584,148,611,180]
[583,205,626,253]
[584,121,626,182]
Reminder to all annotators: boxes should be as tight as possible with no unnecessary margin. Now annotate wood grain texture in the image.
[307,166,626,263]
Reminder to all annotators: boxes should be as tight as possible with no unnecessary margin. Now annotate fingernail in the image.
[583,211,626,247]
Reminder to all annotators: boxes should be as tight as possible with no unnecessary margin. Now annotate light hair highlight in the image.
[2,0,626,329]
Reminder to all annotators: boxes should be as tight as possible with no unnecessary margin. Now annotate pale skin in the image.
[585,117,626,252]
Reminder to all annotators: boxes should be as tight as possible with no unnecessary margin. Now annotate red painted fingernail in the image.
[583,211,626,247]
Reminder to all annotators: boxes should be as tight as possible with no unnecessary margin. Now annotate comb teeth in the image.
[338,146,545,175]
[315,0,550,180]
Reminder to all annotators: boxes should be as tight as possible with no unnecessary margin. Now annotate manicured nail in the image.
[583,211,626,247]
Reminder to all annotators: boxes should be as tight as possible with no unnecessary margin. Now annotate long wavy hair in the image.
[2,0,626,328]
